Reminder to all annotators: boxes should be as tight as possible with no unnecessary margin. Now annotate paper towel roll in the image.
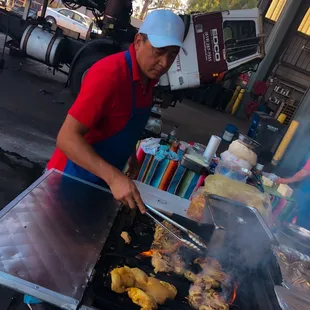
[203,135,222,163]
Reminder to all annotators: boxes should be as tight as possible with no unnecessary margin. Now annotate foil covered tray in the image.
[0,169,120,309]
[274,286,310,310]
[272,245,310,295]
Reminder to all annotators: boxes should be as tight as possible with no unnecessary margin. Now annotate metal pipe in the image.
[22,0,32,21]
[40,0,49,18]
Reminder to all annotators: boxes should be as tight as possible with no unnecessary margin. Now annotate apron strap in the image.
[125,51,136,113]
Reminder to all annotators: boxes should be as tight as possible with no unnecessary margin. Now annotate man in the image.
[276,154,310,229]
[25,9,185,310]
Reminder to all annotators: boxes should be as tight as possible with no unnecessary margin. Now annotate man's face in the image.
[134,33,180,80]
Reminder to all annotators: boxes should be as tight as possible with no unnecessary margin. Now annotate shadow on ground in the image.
[0,148,43,209]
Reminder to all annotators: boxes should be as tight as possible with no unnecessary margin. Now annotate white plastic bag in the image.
[220,150,252,170]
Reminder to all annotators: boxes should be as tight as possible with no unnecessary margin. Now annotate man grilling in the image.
[25,8,185,310]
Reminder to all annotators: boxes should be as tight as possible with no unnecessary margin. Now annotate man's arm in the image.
[277,169,310,184]
[56,62,145,213]
[277,158,310,185]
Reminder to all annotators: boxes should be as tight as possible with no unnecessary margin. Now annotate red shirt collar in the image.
[129,44,158,87]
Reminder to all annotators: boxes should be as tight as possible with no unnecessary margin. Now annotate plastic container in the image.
[238,132,261,150]
[222,124,238,142]
[214,160,250,183]
[181,154,209,174]
[145,117,162,135]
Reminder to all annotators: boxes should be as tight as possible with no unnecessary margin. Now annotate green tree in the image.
[187,0,258,13]
[138,0,183,19]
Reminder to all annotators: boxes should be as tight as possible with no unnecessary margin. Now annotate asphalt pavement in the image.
[0,34,73,164]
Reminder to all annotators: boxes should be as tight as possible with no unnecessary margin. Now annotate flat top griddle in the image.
[0,169,120,309]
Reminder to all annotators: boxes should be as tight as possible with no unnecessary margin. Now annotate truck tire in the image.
[46,16,56,26]
[69,53,106,96]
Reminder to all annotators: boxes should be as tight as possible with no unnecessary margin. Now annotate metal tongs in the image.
[145,203,208,254]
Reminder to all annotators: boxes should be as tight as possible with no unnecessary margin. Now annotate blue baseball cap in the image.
[139,10,187,55]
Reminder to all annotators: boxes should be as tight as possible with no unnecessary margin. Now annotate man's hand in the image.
[108,170,146,214]
[126,155,141,180]
[276,178,287,185]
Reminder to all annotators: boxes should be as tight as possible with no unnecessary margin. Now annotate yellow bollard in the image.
[277,113,287,124]
[231,88,245,115]
[272,120,299,166]
[226,86,241,113]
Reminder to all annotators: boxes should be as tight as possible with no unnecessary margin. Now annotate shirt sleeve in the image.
[303,158,310,171]
[69,60,117,129]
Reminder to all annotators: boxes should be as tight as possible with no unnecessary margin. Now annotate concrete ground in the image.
[0,33,249,308]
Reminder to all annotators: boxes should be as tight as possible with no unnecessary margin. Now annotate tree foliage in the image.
[134,0,183,19]
[187,0,258,13]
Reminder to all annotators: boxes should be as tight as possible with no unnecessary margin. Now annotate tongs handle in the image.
[145,203,208,250]
[145,211,202,254]
[145,203,186,232]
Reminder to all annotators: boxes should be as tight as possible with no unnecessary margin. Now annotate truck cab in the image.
[159,8,264,91]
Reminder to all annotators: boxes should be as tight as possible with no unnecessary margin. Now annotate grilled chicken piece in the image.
[142,278,177,304]
[151,222,185,275]
[111,266,177,305]
[189,287,228,310]
[131,268,149,286]
[194,257,228,283]
[153,221,181,249]
[111,266,135,293]
[127,288,157,310]
[188,258,229,310]
[151,251,185,275]
[121,231,131,244]
[184,270,197,282]
[151,251,174,274]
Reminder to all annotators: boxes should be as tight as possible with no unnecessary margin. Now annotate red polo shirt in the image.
[48,44,156,171]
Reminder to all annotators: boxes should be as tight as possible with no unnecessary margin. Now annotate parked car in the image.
[39,7,102,39]
[11,6,38,20]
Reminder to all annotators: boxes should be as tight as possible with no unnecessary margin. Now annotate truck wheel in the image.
[46,16,56,26]
[69,54,105,97]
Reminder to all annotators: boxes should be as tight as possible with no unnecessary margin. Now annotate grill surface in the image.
[81,211,283,310]
[0,170,120,307]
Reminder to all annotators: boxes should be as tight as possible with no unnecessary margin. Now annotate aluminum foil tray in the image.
[0,169,120,309]
[272,245,310,295]
[275,286,310,310]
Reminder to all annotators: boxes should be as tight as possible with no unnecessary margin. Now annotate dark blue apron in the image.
[64,51,152,186]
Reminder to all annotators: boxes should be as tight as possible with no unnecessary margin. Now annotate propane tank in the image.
[20,25,65,67]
